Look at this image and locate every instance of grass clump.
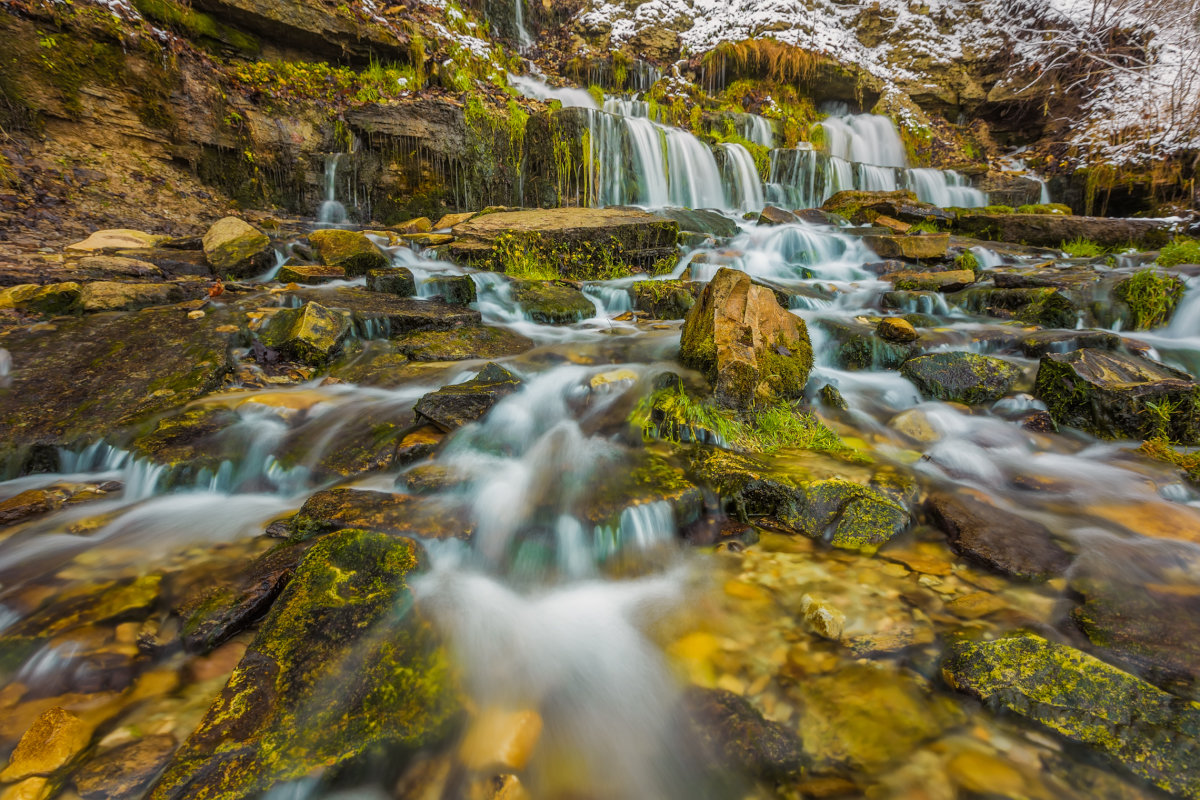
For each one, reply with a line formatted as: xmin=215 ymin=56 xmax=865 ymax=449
xmin=907 ymin=221 xmax=940 ymax=234
xmin=1115 ymin=269 xmax=1185 ymax=330
xmin=954 ymin=250 xmax=980 ymax=272
xmin=634 ymin=385 xmax=864 ymax=459
xmin=1061 ymin=237 xmax=1105 ymax=258
xmin=1139 ymin=438 xmax=1200 ymax=484
xmin=1156 ymin=237 xmax=1200 ymax=268
xmin=489 ymin=232 xmax=558 ymax=280
xmin=1015 ymin=203 xmax=1072 ymax=215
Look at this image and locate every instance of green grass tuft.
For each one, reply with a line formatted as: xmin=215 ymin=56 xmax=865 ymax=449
xmin=1115 ymin=269 xmax=1185 ymax=330
xmin=1061 ymin=237 xmax=1105 ymax=258
xmin=1156 ymin=237 xmax=1200 ymax=268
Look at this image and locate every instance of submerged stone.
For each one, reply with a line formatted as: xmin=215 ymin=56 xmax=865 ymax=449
xmin=74 ymin=734 xmax=177 ymax=800
xmin=1035 ymin=348 xmax=1200 ymax=443
xmin=147 ymin=530 xmax=460 ymax=800
xmin=308 ymin=229 xmax=389 ymax=277
xmin=942 ymin=633 xmax=1200 ymax=798
xmin=414 ymin=362 xmax=522 ymax=432
xmin=201 ymin=217 xmax=272 ymax=277
xmin=0 ymin=706 xmax=91 ymax=782
xmin=926 ymin=491 xmax=1071 ymax=580
xmin=683 ymin=687 xmax=804 ymax=782
xmin=901 ymin=352 xmax=1021 ymax=405
xmin=510 ymin=280 xmax=594 ymax=324
xmin=680 ymin=268 xmax=813 ymax=409
xmin=258 ymin=302 xmax=350 ymax=367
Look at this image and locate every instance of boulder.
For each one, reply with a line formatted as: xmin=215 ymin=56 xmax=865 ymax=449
xmin=393 ymin=217 xmax=432 ymax=234
xmin=365 ymin=267 xmax=415 ymax=296
xmin=757 ymin=206 xmax=801 ymax=226
xmin=147 ymin=530 xmax=460 ymax=800
xmin=510 ymin=280 xmax=594 ymax=324
xmin=653 ymin=208 xmax=739 ymax=238
xmin=414 ymin=363 xmax=523 ymax=432
xmin=393 ymin=326 xmax=534 ymax=361
xmin=66 ymin=229 xmax=166 ymax=252
xmin=888 ymin=269 xmax=974 ymax=292
xmin=201 ymin=217 xmax=272 ymax=277
xmin=77 ymin=281 xmax=196 ymax=313
xmin=70 ymin=255 xmax=163 ymax=279
xmin=876 ymin=317 xmax=918 ymax=343
xmin=424 ymin=275 xmax=477 ymax=306
xmin=0 ymin=307 xmax=234 ymax=469
xmin=943 ymin=633 xmax=1200 ymax=799
xmin=926 ymin=491 xmax=1072 ymax=580
xmin=901 ymin=352 xmax=1021 ymax=405
xmin=308 ymin=229 xmax=389 ymax=277
xmin=449 ymin=208 xmax=678 ymax=275
xmin=632 ymin=280 xmax=698 ymax=320
xmin=434 ymin=211 xmax=475 ymax=229
xmin=952 ymin=213 xmax=1171 ymax=249
xmin=258 ymin=302 xmax=350 ymax=366
xmin=680 ymin=268 xmax=813 ymax=409
xmin=0 ymin=282 xmax=82 ymax=316
xmin=820 ymin=318 xmax=920 ymax=371
xmin=0 ymin=488 xmax=68 ymax=526
xmin=683 ymin=687 xmax=804 ymax=782
xmin=863 ymin=233 xmax=949 ymax=260
xmin=1035 ymin=348 xmax=1200 ymax=443
xmin=276 ymin=264 xmax=345 ymax=284
xmin=289 ymin=287 xmax=480 ymax=335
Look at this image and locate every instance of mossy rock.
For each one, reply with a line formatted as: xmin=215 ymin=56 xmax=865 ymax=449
xmin=819 ymin=318 xmax=919 ymax=371
xmin=1034 ymin=348 xmax=1200 ymax=444
xmin=413 ymin=363 xmax=523 ymax=432
xmin=202 ymin=217 xmax=272 ymax=278
xmin=393 ymin=325 xmax=534 ymax=362
xmin=147 ymin=529 xmax=461 ymax=800
xmin=366 ymin=267 xmax=416 ymax=297
xmin=683 ymin=687 xmax=804 ymax=781
xmin=258 ymin=302 xmax=350 ymax=367
xmin=1113 ymin=270 xmax=1186 ymax=331
xmin=290 ymin=487 xmax=471 ymax=541
xmin=689 ymin=449 xmax=908 ymax=555
xmin=129 ymin=405 xmax=241 ymax=486
xmin=0 ymin=282 xmax=82 ymax=316
xmin=131 ymin=0 xmax=260 ymax=55
xmin=510 ymin=280 xmax=594 ymax=324
xmin=308 ymin=229 xmax=389 ymax=277
xmin=900 ymin=352 xmax=1021 ymax=405
xmin=632 ymin=280 xmax=697 ymax=320
xmin=0 ymin=306 xmax=235 ymax=472
xmin=277 ymin=264 xmax=345 ymax=285
xmin=78 ymin=281 xmax=196 ymax=313
xmin=942 ymin=632 xmax=1200 ymax=798
xmin=288 ymin=288 xmax=480 ymax=337
xmin=424 ymin=275 xmax=477 ymax=306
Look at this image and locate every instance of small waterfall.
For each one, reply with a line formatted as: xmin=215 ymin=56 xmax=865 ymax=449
xmin=719 ymin=143 xmax=764 ymax=212
xmin=905 ymin=168 xmax=987 ymax=208
xmin=819 ymin=113 xmax=907 ymax=169
xmin=510 ymin=73 xmax=598 ymax=109
xmin=317 ymin=153 xmax=348 ymax=226
xmin=741 ymin=115 xmax=774 ymax=148
xmin=513 ymin=0 xmax=532 ymax=51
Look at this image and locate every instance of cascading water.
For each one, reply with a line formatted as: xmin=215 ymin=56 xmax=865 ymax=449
xmin=317 ymin=153 xmax=349 ymax=226
xmin=719 ymin=143 xmax=765 ymax=212
xmin=741 ymin=114 xmax=774 ymax=148
xmin=513 ymin=0 xmax=532 ymax=51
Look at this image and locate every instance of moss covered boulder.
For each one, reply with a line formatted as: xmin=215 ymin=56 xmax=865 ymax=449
xmin=511 ymin=280 xmax=595 ymax=324
xmin=366 ymin=267 xmax=416 ymax=297
xmin=632 ymin=280 xmax=698 ymax=320
xmin=201 ymin=217 xmax=272 ymax=277
xmin=147 ymin=530 xmax=460 ymax=800
xmin=690 ymin=450 xmax=909 ymax=554
xmin=289 ymin=288 xmax=480 ymax=336
xmin=863 ymin=233 xmax=950 ymax=260
xmin=425 ymin=275 xmax=477 ymax=306
xmin=414 ymin=363 xmax=522 ymax=432
xmin=308 ymin=229 xmax=389 ymax=277
xmin=1034 ymin=348 xmax=1200 ymax=443
xmin=901 ymin=352 xmax=1021 ymax=405
xmin=258 ymin=302 xmax=350 ymax=367
xmin=0 ymin=282 xmax=83 ymax=316
xmin=276 ymin=264 xmax=345 ymax=285
xmin=0 ymin=306 xmax=234 ymax=471
xmin=680 ymin=268 xmax=813 ymax=409
xmin=942 ymin=633 xmax=1200 ymax=798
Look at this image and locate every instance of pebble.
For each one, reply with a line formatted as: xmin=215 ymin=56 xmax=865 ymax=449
xmin=0 ymin=707 xmax=91 ymax=781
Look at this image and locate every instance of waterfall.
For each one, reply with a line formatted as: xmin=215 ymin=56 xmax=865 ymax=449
xmin=513 ymin=0 xmax=532 ymax=51
xmin=819 ymin=114 xmax=908 ymax=169
xmin=741 ymin=114 xmax=774 ymax=148
xmin=317 ymin=153 xmax=348 ymax=226
xmin=719 ymin=143 xmax=764 ymax=212
xmin=905 ymin=168 xmax=988 ymax=208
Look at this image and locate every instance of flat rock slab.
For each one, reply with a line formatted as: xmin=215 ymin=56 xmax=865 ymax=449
xmin=926 ymin=491 xmax=1072 ymax=580
xmin=449 ymin=208 xmax=678 ymax=269
xmin=288 ymin=288 xmax=480 ymax=335
xmin=414 ymin=363 xmax=522 ymax=432
xmin=0 ymin=305 xmax=235 ymax=471
xmin=953 ymin=214 xmax=1171 ymax=249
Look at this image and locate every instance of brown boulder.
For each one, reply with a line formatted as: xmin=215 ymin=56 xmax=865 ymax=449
xmin=927 ymin=491 xmax=1072 ymax=580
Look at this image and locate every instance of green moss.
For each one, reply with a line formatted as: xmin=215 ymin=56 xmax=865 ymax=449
xmin=1015 ymin=203 xmax=1072 ymax=215
xmin=901 ymin=352 xmax=1021 ymax=405
xmin=1114 ymin=269 xmax=1185 ymax=330
xmin=1139 ymin=438 xmax=1200 ymax=484
xmin=954 ymin=250 xmax=980 ymax=272
xmin=131 ymin=0 xmax=259 ymax=55
xmin=1062 ymin=237 xmax=1106 ymax=258
xmin=1156 ymin=237 xmax=1200 ymax=268
xmin=486 ymin=231 xmax=632 ymax=281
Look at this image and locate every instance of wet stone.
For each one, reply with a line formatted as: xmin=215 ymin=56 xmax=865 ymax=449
xmin=876 ymin=317 xmax=918 ymax=343
xmin=73 ymin=734 xmax=177 ymax=800
xmin=510 ymin=280 xmax=595 ymax=325
xmin=424 ymin=275 xmax=477 ymax=306
xmin=307 ymin=229 xmax=388 ymax=277
xmin=291 ymin=487 xmax=470 ymax=541
xmin=901 ymin=352 xmax=1022 ymax=405
xmin=927 ymin=491 xmax=1071 ymax=580
xmin=394 ymin=326 xmax=534 ymax=362
xmin=0 ymin=706 xmax=90 ymax=781
xmin=276 ymin=264 xmax=345 ymax=285
xmin=201 ymin=217 xmax=272 ymax=278
xmin=257 ymin=302 xmax=350 ymax=367
xmin=365 ymin=267 xmax=415 ymax=296
xmin=683 ymin=687 xmax=805 ymax=782
xmin=414 ymin=362 xmax=523 ymax=432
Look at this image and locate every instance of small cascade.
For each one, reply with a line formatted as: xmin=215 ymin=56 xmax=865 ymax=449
xmin=741 ymin=114 xmax=774 ymax=148
xmin=819 ymin=113 xmax=907 ymax=168
xmin=719 ymin=143 xmax=765 ymax=212
xmin=510 ymin=73 xmax=598 ymax=109
xmin=316 ymin=153 xmax=348 ymax=226
xmin=905 ymin=168 xmax=987 ymax=207
xmin=513 ymin=0 xmax=532 ymax=51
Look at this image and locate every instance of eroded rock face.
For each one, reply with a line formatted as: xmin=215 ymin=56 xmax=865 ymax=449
xmin=680 ymin=268 xmax=813 ymax=409
xmin=1035 ymin=348 xmax=1200 ymax=443
xmin=942 ymin=633 xmax=1200 ymax=799
xmin=926 ymin=491 xmax=1072 ymax=580
xmin=147 ymin=530 xmax=460 ymax=800
xmin=414 ymin=362 xmax=523 ymax=432
xmin=202 ymin=217 xmax=272 ymax=277
xmin=901 ymin=352 xmax=1021 ymax=405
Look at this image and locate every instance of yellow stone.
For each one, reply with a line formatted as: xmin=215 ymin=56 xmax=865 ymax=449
xmin=668 ymin=631 xmax=720 ymax=687
xmin=0 ymin=777 xmax=50 ymax=800
xmin=0 ymin=707 xmax=91 ymax=781
xmin=588 ymin=368 xmax=639 ymax=389
xmin=947 ymin=749 xmax=1027 ymax=797
xmin=458 ymin=708 xmax=543 ymax=772
xmin=946 ymin=592 xmax=1008 ymax=620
